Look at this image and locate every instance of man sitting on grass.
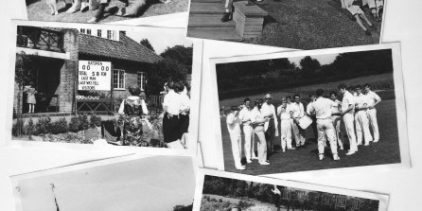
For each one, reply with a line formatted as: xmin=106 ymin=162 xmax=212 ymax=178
xmin=344 ymin=0 xmax=375 ymax=36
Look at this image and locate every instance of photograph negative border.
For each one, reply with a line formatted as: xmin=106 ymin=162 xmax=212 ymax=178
xmin=3 ymin=20 xmax=203 ymax=156
xmin=206 ymin=43 xmax=410 ymax=175
xmin=193 ymin=169 xmax=390 ymax=211
xmin=10 ymin=152 xmax=197 ymax=211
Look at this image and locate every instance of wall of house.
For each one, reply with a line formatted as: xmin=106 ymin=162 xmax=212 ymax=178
xmin=56 ymin=29 xmax=78 ymax=113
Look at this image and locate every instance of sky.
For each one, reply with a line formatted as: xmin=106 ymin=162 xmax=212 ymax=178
xmin=126 ymin=27 xmax=193 ymax=55
xmin=288 ymin=53 xmax=339 ymax=68
xmin=15 ymin=156 xmax=195 ymax=211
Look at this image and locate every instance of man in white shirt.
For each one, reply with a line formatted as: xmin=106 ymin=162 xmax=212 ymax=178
xmin=364 ymin=84 xmax=381 ymax=142
xmin=239 ymin=98 xmax=254 ymax=163
xmin=162 ymin=81 xmax=184 ymax=149
xmin=289 ymin=94 xmax=306 ymax=147
xmin=277 ymin=97 xmax=293 ymax=152
xmin=330 ymin=91 xmax=344 ymax=150
xmin=354 ymin=86 xmax=373 ymax=146
xmin=250 ymin=100 xmax=270 ymax=165
xmin=226 ymin=106 xmax=246 ymax=170
xmin=307 ymin=89 xmax=340 ymax=161
xmin=338 ymin=84 xmax=358 ymax=155
xmin=261 ymin=94 xmax=279 ymax=158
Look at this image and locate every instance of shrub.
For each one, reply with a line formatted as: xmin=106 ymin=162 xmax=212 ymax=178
xmin=24 ymin=118 xmax=35 ymax=136
xmin=49 ymin=118 xmax=68 ymax=134
xmin=238 ymin=200 xmax=254 ymax=209
xmin=34 ymin=117 xmax=52 ymax=135
xmin=79 ymin=114 xmax=89 ymax=130
xmin=89 ymin=115 xmax=102 ymax=128
xmin=69 ymin=116 xmax=82 ymax=132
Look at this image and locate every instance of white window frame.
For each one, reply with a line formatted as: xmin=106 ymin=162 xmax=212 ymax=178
xmin=113 ymin=69 xmax=126 ymax=90
xmin=137 ymin=71 xmax=146 ymax=91
xmin=97 ymin=29 xmax=102 ymax=37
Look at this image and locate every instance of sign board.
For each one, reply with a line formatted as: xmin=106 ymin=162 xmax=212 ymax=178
xmin=78 ymin=60 xmax=111 ymax=91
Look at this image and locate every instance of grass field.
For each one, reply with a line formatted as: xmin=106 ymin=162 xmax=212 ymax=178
xmin=27 ymin=0 xmax=188 ymax=23
xmin=220 ymin=74 xmax=400 ymax=175
xmin=244 ymin=0 xmax=382 ymax=49
xmin=222 ymin=99 xmax=401 ymax=175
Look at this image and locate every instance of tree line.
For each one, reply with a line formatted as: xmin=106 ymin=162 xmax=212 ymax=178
xmin=217 ymin=49 xmax=393 ymax=99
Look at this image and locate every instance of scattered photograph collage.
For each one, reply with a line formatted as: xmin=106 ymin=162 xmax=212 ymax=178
xmin=0 ymin=0 xmax=416 ymax=210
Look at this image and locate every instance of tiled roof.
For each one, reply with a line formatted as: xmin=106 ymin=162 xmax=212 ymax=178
xmin=78 ymin=33 xmax=162 ymax=64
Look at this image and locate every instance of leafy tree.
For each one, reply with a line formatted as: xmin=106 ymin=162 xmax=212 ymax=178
xmin=299 ymin=56 xmax=321 ymax=78
xmin=146 ymin=59 xmax=189 ymax=95
xmin=160 ymin=45 xmax=193 ymax=68
xmin=140 ymin=39 xmax=155 ymax=53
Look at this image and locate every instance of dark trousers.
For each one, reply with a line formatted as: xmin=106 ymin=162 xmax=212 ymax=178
xmin=265 ymin=118 xmax=275 ymax=159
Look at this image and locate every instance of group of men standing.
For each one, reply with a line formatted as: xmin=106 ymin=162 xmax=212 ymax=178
xmin=226 ymin=83 xmax=381 ymax=170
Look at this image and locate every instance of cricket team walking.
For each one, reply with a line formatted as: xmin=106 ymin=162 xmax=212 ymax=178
xmin=226 ymin=83 xmax=382 ymax=170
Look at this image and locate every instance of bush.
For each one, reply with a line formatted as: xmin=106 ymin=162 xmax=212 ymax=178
xmin=80 ymin=114 xmax=89 ymax=130
xmin=24 ymin=118 xmax=35 ymax=136
xmin=49 ymin=118 xmax=68 ymax=134
xmin=90 ymin=115 xmax=102 ymax=128
xmin=238 ymin=200 xmax=254 ymax=209
xmin=34 ymin=117 xmax=52 ymax=135
xmin=69 ymin=116 xmax=82 ymax=132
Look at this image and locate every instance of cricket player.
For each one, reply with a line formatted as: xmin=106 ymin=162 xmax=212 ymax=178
xmin=250 ymin=100 xmax=270 ymax=165
xmin=277 ymin=97 xmax=293 ymax=152
xmin=354 ymin=86 xmax=373 ymax=146
xmin=239 ymin=98 xmax=254 ymax=163
xmin=307 ymin=89 xmax=340 ymax=161
xmin=222 ymin=0 xmax=234 ymax=22
xmin=330 ymin=91 xmax=344 ymax=150
xmin=364 ymin=83 xmax=381 ymax=142
xmin=261 ymin=94 xmax=279 ymax=157
xmin=338 ymin=84 xmax=358 ymax=155
xmin=289 ymin=94 xmax=306 ymax=147
xmin=226 ymin=106 xmax=246 ymax=170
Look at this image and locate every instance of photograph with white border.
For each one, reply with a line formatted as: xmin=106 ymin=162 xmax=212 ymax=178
xmin=193 ymin=169 xmax=389 ymax=211
xmin=7 ymin=20 xmax=199 ymax=153
xmin=11 ymin=153 xmax=196 ymax=211
xmin=207 ymin=43 xmax=410 ymax=175
xmin=24 ymin=0 xmax=188 ymax=24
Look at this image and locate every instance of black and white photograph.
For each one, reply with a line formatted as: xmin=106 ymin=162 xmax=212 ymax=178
xmin=25 ymin=0 xmax=188 ymax=24
xmin=193 ymin=170 xmax=389 ymax=211
xmin=11 ymin=21 xmax=195 ymax=150
xmin=11 ymin=154 xmax=195 ymax=211
xmin=211 ymin=43 xmax=409 ymax=175
xmin=187 ymin=0 xmax=386 ymax=49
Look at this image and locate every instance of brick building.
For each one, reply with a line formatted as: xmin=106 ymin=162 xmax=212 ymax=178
xmin=14 ymin=26 xmax=162 ymax=116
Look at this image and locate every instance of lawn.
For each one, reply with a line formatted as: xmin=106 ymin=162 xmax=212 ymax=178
xmin=244 ymin=0 xmax=382 ymax=49
xmin=26 ymin=0 xmax=188 ymax=23
xmin=221 ymin=81 xmax=401 ymax=175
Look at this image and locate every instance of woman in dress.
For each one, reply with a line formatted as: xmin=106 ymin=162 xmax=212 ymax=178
xmin=118 ymin=85 xmax=148 ymax=146
xmin=24 ymin=84 xmax=37 ymax=114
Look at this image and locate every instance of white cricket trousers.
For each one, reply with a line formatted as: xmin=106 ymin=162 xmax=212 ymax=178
xmin=167 ymin=140 xmax=185 ymax=149
xmin=367 ymin=108 xmax=379 ymax=141
xmin=332 ymin=116 xmax=344 ymax=149
xmin=355 ymin=110 xmax=373 ymax=145
xmin=343 ymin=113 xmax=358 ymax=152
xmin=229 ymin=133 xmax=243 ymax=169
xmin=224 ymin=0 xmax=234 ymax=12
xmin=280 ymin=119 xmax=293 ymax=151
xmin=243 ymin=125 xmax=253 ymax=160
xmin=253 ymin=125 xmax=267 ymax=164
xmin=316 ymin=119 xmax=338 ymax=155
